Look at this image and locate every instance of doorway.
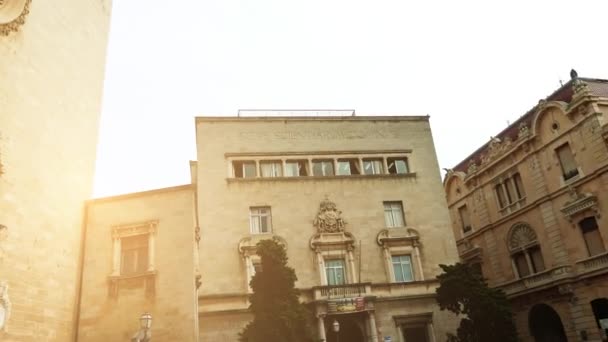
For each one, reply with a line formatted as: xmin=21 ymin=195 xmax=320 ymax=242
xmin=528 ymin=303 xmax=568 ymax=342
xmin=326 ymin=315 xmax=365 ymax=342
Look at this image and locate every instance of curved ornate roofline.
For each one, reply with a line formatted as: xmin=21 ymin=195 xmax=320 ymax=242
xmin=530 ymin=100 xmax=568 ymax=137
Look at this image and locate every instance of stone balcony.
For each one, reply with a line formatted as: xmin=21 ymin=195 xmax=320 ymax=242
xmin=576 ymin=252 xmax=608 ymax=275
xmin=312 ymin=280 xmax=439 ymax=302
xmin=497 ymin=265 xmax=573 ymax=297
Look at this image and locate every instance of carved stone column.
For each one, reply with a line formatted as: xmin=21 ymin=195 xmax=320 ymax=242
xmin=368 ymin=311 xmax=379 ymax=342
xmin=347 ymin=245 xmax=357 ymax=283
xmin=317 ymin=315 xmax=327 ymax=342
xmin=316 ymin=248 xmax=327 ymax=285
xmin=112 ymin=237 xmax=121 ymax=276
xmin=382 ymin=245 xmax=393 ymax=282
xmin=413 ymin=241 xmax=424 ymax=281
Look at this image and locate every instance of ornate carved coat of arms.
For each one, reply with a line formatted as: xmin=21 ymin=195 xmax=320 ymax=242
xmin=313 ymin=197 xmax=346 ymax=233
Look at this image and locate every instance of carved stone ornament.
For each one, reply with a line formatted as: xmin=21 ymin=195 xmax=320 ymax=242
xmin=313 ymin=197 xmax=346 ymax=233
xmin=573 ymin=78 xmax=590 ymax=96
xmin=508 ymin=223 xmax=538 ymax=251
xmin=560 ymin=186 xmax=599 ymax=222
xmin=0 ymin=281 xmax=10 ymax=332
xmin=0 ymin=0 xmax=31 ymax=36
xmin=466 ymin=160 xmax=478 ymax=175
xmin=480 ymin=136 xmax=513 ymax=165
xmin=518 ymin=122 xmax=531 ymax=139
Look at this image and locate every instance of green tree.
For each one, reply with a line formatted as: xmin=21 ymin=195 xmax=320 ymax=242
xmin=239 ymin=238 xmax=314 ymax=342
xmin=436 ymin=263 xmax=518 ymax=342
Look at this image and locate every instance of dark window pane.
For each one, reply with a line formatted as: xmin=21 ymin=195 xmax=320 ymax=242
xmin=529 ymin=247 xmax=545 ymax=273
xmin=581 ymin=217 xmax=605 ymax=256
xmin=556 ymin=144 xmax=579 ymax=180
xmin=403 ymin=326 xmax=428 ymax=342
xmin=388 ymin=157 xmax=409 ymax=174
xmin=514 ymin=252 xmax=530 ymax=277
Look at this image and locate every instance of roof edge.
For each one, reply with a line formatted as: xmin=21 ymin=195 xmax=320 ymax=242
xmin=195 ymin=115 xmax=430 ymax=123
xmin=88 ymin=184 xmax=193 ymax=204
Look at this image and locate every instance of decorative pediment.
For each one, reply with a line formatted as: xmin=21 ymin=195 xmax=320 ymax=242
xmin=313 ymin=197 xmax=346 ymax=233
xmin=309 ymin=231 xmax=355 ymax=251
xmin=560 ymin=186 xmax=599 ymax=222
xmin=238 ymin=235 xmax=287 ymax=256
xmin=112 ymin=220 xmax=158 ymax=239
xmin=376 ymin=228 xmax=420 ymax=248
xmin=508 ymin=223 xmax=538 ymax=251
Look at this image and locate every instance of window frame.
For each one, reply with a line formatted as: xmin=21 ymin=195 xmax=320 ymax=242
xmin=387 ymin=157 xmax=409 ymax=174
xmin=580 ymin=217 xmax=605 ymax=257
xmin=120 ymin=234 xmax=149 ymax=276
xmin=324 ymin=259 xmax=347 ymax=286
xmin=249 ymin=206 xmax=272 ymax=234
xmin=556 ymin=143 xmax=580 ymax=181
xmin=233 ymin=160 xmax=257 ymax=178
xmin=312 ymin=159 xmax=335 ymax=176
xmin=362 ymin=158 xmax=384 ymax=175
xmin=458 ymin=204 xmax=472 ymax=234
xmin=259 ymin=160 xmax=282 ymax=177
xmin=284 ymin=160 xmax=308 ymax=177
xmin=391 ymin=254 xmax=414 ymax=283
xmin=384 ymin=201 xmax=406 ymax=228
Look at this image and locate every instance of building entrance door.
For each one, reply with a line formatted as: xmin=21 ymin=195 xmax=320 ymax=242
xmin=326 ymin=314 xmax=365 ymax=342
xmin=528 ymin=304 xmax=568 ymax=342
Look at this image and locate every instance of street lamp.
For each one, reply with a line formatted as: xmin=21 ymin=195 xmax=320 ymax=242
xmin=132 ymin=312 xmax=152 ymax=342
xmin=332 ymin=320 xmax=340 ymax=342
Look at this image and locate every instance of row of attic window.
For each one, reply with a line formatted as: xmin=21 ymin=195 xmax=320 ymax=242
xmin=232 ymin=156 xmax=410 ymax=178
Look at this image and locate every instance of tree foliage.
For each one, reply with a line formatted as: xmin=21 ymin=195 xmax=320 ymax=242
xmin=436 ymin=263 xmax=518 ymax=342
xmin=239 ymin=238 xmax=314 ymax=342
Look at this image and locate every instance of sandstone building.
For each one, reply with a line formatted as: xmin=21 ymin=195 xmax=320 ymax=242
xmin=0 ymin=0 xmax=112 ymax=341
xmin=444 ymin=73 xmax=608 ymax=342
xmin=76 ymin=113 xmax=461 ymax=341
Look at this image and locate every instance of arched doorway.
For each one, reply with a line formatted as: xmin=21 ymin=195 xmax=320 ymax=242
xmin=528 ymin=304 xmax=568 ymax=342
xmin=591 ymin=298 xmax=608 ymax=338
xmin=326 ymin=315 xmax=365 ymax=342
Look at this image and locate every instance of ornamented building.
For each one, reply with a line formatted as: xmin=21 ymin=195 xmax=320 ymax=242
xmin=444 ymin=73 xmax=608 ymax=342
xmin=77 ymin=114 xmax=461 ymax=341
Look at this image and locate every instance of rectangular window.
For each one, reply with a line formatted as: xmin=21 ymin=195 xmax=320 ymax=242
xmin=260 ymin=160 xmax=282 ymax=177
xmin=580 ymin=217 xmax=605 ymax=256
xmin=402 ymin=327 xmax=429 ymax=342
xmin=120 ymin=234 xmax=149 ymax=275
xmin=513 ymin=252 xmax=530 ymax=278
xmin=325 ymin=259 xmax=346 ymax=285
xmin=495 ymin=172 xmax=525 ymax=209
xmin=384 ymin=201 xmax=405 ymax=227
xmin=556 ymin=143 xmax=579 ymax=180
xmin=495 ymin=184 xmax=507 ymax=208
xmin=387 ymin=157 xmax=409 ymax=174
xmin=312 ymin=160 xmax=334 ymax=176
xmin=337 ymin=159 xmax=360 ymax=176
xmin=285 ymin=160 xmax=308 ymax=177
xmin=529 ymin=246 xmax=545 ymax=273
xmin=363 ymin=158 xmax=384 ymax=175
xmin=250 ymin=207 xmax=272 ymax=234
xmin=458 ymin=205 xmax=472 ymax=233
xmin=233 ymin=160 xmax=257 ymax=178
xmin=392 ymin=255 xmax=414 ymax=282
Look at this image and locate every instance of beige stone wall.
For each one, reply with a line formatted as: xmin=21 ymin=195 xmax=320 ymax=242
xmin=78 ymin=186 xmax=198 ymax=342
xmin=445 ymin=84 xmax=608 ymax=340
xmin=195 ymin=117 xmax=460 ymax=340
xmin=0 ymin=1 xmax=111 ymax=340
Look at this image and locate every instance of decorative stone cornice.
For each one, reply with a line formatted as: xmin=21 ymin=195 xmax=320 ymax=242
xmin=376 ymin=228 xmax=420 ymax=248
xmin=560 ymin=186 xmax=599 ymax=222
xmin=238 ymin=235 xmax=287 ymax=256
xmin=0 ymin=0 xmax=31 ymax=36
xmin=508 ymin=222 xmax=538 ymax=252
xmin=309 ymin=231 xmax=356 ymax=250
xmin=111 ymin=220 xmax=158 ymax=239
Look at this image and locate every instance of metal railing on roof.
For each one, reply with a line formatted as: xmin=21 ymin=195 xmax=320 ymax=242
xmin=237 ymin=109 xmax=356 ymax=117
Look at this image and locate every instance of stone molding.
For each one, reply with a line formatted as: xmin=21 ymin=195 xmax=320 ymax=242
xmin=376 ymin=228 xmax=420 ymax=248
xmin=0 ymin=0 xmax=31 ymax=36
xmin=560 ymin=186 xmax=599 ymax=222
xmin=507 ymin=222 xmax=538 ymax=252
xmin=111 ymin=220 xmax=158 ymax=239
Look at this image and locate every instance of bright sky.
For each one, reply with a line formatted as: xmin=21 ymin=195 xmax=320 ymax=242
xmin=93 ymin=0 xmax=608 ymax=197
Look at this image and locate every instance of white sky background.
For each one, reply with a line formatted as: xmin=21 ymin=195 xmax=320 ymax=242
xmin=94 ymin=0 xmax=608 ymax=197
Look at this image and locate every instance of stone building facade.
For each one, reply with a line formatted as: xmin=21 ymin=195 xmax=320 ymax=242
xmin=0 ymin=1 xmax=112 ymax=341
xmin=195 ymin=115 xmax=460 ymax=342
xmin=444 ymin=74 xmax=608 ymax=342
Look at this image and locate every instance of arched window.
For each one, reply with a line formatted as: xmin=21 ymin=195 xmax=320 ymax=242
xmin=508 ymin=223 xmax=545 ymax=278
xmin=579 ymin=217 xmax=605 ymax=256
